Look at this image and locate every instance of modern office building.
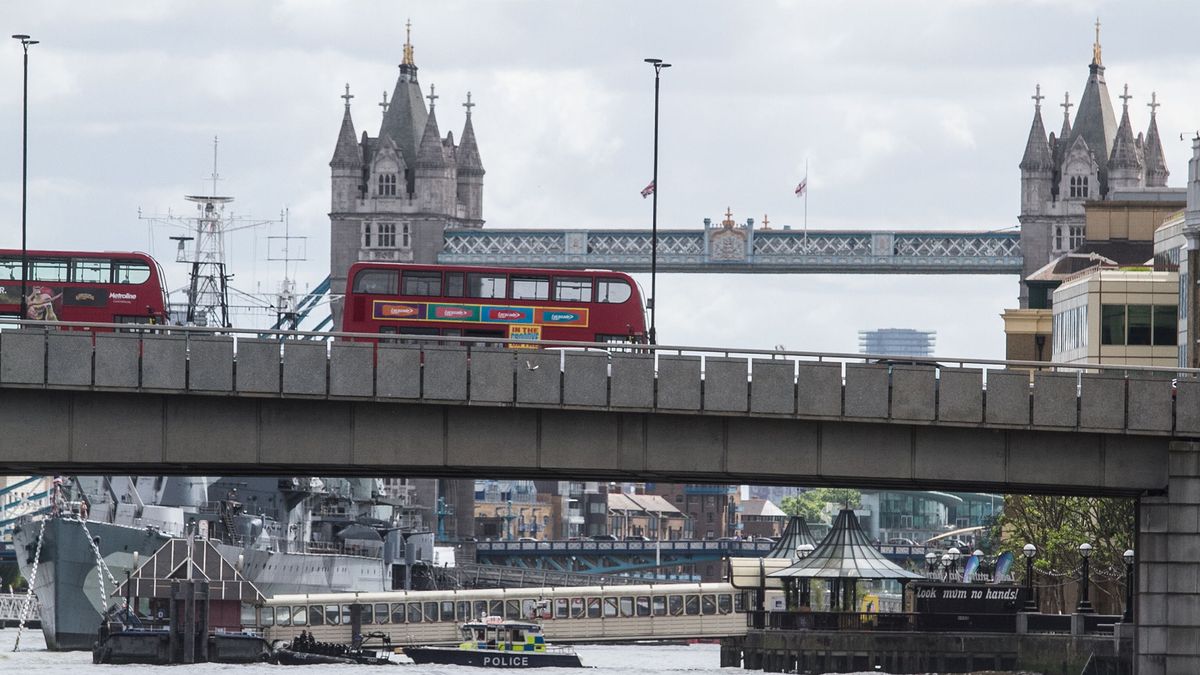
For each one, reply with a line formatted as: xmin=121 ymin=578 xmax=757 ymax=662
xmin=858 ymin=329 xmax=936 ymax=357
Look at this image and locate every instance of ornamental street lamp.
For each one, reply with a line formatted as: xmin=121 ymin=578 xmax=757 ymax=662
xmin=1077 ymin=542 xmax=1094 ymax=613
xmin=940 ymin=553 xmax=951 ymax=582
xmin=12 ymin=34 xmax=38 ymax=320
xmin=947 ymin=547 xmax=961 ymax=580
xmin=643 ymin=58 xmax=671 ymax=345
xmin=1022 ymin=543 xmax=1038 ymax=612
xmin=925 ymin=551 xmax=938 ymax=578
xmin=1123 ymin=549 xmax=1135 ymax=622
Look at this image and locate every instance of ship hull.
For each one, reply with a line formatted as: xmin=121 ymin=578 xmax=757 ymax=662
xmin=15 ymin=517 xmax=388 ymax=651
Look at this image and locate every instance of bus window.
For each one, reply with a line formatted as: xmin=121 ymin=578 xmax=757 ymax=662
xmin=718 ymin=595 xmax=732 ymax=614
xmin=424 ymin=602 xmax=439 ymax=622
xmin=570 ymin=598 xmax=586 ymax=619
xmin=685 ymin=596 xmax=700 ymax=616
xmin=375 ymin=603 xmax=390 ymax=624
xmin=30 ymin=259 xmax=68 ymax=282
xmin=587 ymin=598 xmax=602 ymax=619
xmin=652 ymin=596 xmax=667 ymax=616
xmin=467 ymin=273 xmax=506 ymax=299
xmin=445 ymin=272 xmax=465 ymax=297
xmin=603 ymin=597 xmax=618 ymax=618
xmin=308 ymin=606 xmax=324 ymax=626
xmin=112 ymin=260 xmax=150 ymax=284
xmin=353 ymin=269 xmax=398 ymax=295
xmin=403 ymin=271 xmax=442 ymax=296
xmin=275 ymin=606 xmax=291 ymax=627
xmin=441 ymin=601 xmax=455 ymax=622
xmin=554 ymin=277 xmax=592 ymax=302
xmin=702 ymin=595 xmax=717 ymax=615
xmin=555 ymin=598 xmax=569 ymax=619
xmin=0 ymin=258 xmax=18 ymax=280
xmin=619 ymin=597 xmax=634 ymax=618
xmin=260 ymin=607 xmax=275 ymax=627
xmin=636 ymin=596 xmax=651 ymax=617
xmin=511 ymin=276 xmax=549 ymax=301
xmin=668 ymin=595 xmax=684 ymax=616
xmin=293 ymin=607 xmax=307 ymax=626
xmin=505 ymin=600 xmax=521 ymax=620
xmin=73 ymin=259 xmax=111 ymax=284
xmin=596 ymin=279 xmax=632 ymax=304
xmin=457 ymin=601 xmax=471 ymax=621
xmin=407 ymin=602 xmax=423 ymax=623
xmin=391 ymin=603 xmax=405 ymax=624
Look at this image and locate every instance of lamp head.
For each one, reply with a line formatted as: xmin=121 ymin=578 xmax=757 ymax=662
xmin=925 ymin=552 xmax=937 ymax=564
xmin=12 ymin=34 xmax=30 ymax=40
xmin=972 ymin=549 xmax=984 ymax=558
xmin=796 ymin=543 xmax=814 ymax=557
xmin=644 ymin=58 xmax=662 ymax=64
xmin=1023 ymin=543 xmax=1037 ymax=559
xmin=947 ymin=547 xmax=961 ymax=561
xmin=940 ymin=553 xmax=951 ymax=565
xmin=1079 ymin=542 xmax=1093 ymax=558
xmin=1123 ymin=549 xmax=1135 ymax=564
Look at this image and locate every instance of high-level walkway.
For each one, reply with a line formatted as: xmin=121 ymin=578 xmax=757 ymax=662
xmin=0 ymin=322 xmax=1192 ymax=497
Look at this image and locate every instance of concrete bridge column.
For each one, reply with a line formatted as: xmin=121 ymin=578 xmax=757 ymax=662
xmin=1138 ymin=440 xmax=1200 ymax=674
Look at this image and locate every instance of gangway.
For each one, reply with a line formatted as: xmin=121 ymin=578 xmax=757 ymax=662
xmin=0 ymin=592 xmax=41 ymax=627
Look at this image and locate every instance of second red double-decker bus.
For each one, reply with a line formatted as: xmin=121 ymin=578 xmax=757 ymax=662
xmin=0 ymin=249 xmax=169 ymax=326
xmin=341 ymin=263 xmax=647 ymax=344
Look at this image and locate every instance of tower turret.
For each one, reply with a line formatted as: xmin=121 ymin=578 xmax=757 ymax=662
xmin=379 ymin=19 xmax=429 ymax=194
xmin=413 ymin=85 xmax=455 ymax=214
xmin=1068 ymin=19 xmax=1118 ymax=197
xmin=456 ymin=92 xmax=485 ymax=223
xmin=1143 ymin=92 xmax=1169 ymax=187
xmin=1020 ymin=85 xmax=1054 ymax=215
xmin=1107 ymin=84 xmax=1144 ymax=191
xmin=330 ymin=84 xmax=363 ymax=213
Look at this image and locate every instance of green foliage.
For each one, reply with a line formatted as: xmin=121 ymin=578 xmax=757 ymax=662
xmin=780 ymin=488 xmax=861 ymax=522
xmin=994 ymin=495 xmax=1134 ymax=613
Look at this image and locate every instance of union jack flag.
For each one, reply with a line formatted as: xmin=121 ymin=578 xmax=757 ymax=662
xmin=641 ymin=180 xmax=655 ymax=198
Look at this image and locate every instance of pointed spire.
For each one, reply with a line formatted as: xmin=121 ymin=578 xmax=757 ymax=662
xmin=415 ymin=101 xmax=448 ymax=169
xmin=1070 ymin=21 xmax=1117 ymax=192
xmin=1109 ymin=84 xmax=1141 ymax=171
xmin=1020 ymin=84 xmax=1053 ymax=172
xmin=1144 ymin=91 xmax=1169 ymax=186
xmin=330 ymin=83 xmax=362 ymax=168
xmin=1092 ymin=17 xmax=1102 ymax=66
xmin=402 ymin=18 xmax=415 ymax=66
xmin=458 ymin=92 xmax=484 ymax=175
xmin=1060 ymin=91 xmax=1073 ymax=140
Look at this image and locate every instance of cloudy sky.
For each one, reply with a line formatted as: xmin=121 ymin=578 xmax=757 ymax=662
xmin=3 ymin=1 xmax=1199 ymax=358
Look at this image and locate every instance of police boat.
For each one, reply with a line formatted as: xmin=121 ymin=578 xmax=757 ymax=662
xmin=403 ymin=615 xmax=583 ymax=668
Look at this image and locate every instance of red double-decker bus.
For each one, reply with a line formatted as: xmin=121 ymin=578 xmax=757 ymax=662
xmin=0 ymin=249 xmax=169 ymax=326
xmin=341 ymin=263 xmax=647 ymax=344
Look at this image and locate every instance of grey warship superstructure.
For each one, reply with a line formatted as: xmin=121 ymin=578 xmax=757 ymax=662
xmin=14 ymin=475 xmax=432 ymax=650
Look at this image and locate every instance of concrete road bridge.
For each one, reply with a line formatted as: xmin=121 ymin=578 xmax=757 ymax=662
xmin=0 ymin=322 xmax=1198 ymax=671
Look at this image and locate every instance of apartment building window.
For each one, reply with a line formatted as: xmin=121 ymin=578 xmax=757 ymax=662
xmin=1101 ymin=304 xmax=1178 ymax=346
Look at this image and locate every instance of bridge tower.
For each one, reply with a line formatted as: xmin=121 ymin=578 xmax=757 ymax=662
xmin=328 ymin=21 xmax=486 ymax=328
xmin=1016 ymin=21 xmax=1167 ymax=306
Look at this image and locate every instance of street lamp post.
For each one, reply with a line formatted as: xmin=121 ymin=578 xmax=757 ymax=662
xmin=12 ymin=34 xmax=38 ymax=321
xmin=947 ymin=547 xmax=961 ymax=581
xmin=1123 ymin=549 xmax=1135 ymax=622
xmin=643 ymin=58 xmax=671 ymax=345
xmin=925 ymin=551 xmax=938 ymax=578
xmin=1022 ymin=543 xmax=1038 ymax=612
xmin=1077 ymin=542 xmax=1094 ymax=613
xmin=940 ymin=553 xmax=951 ymax=582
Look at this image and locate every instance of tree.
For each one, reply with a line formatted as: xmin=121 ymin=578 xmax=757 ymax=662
xmin=780 ymin=488 xmax=861 ymax=522
xmin=994 ymin=495 xmax=1134 ymax=614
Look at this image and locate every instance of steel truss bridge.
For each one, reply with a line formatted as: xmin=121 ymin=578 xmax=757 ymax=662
xmin=437 ymin=227 xmax=1022 ymax=274
xmin=472 ymin=539 xmax=931 ymax=576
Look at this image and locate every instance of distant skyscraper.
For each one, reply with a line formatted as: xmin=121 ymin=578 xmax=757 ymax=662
xmin=858 ymin=328 xmax=936 ymax=357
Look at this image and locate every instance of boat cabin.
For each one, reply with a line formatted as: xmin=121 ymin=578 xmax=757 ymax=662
xmin=460 ymin=616 xmax=545 ymax=651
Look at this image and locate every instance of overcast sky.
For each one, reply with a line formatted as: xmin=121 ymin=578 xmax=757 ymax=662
xmin=4 ymin=1 xmax=1200 ymax=358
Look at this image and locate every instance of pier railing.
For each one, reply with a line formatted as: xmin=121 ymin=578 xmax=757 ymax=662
xmin=754 ymin=610 xmax=1124 ymax=635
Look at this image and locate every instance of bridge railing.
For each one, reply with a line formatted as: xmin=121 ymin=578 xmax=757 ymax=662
xmin=0 ymin=320 xmax=1196 ymax=438
xmin=474 ymin=539 xmax=776 ymax=555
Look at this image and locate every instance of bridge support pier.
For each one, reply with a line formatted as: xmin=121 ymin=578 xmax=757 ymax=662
xmin=1138 ymin=440 xmax=1200 ymax=674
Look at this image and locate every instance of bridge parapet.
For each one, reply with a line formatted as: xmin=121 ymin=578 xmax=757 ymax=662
xmin=0 ymin=322 xmax=1192 ymax=492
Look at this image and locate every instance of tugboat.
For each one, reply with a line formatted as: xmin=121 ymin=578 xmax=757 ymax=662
xmin=403 ymin=615 xmax=583 ymax=668
xmin=272 ymin=630 xmax=395 ymax=666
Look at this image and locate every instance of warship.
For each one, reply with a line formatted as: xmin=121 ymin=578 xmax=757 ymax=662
xmin=14 ymin=475 xmax=433 ymax=650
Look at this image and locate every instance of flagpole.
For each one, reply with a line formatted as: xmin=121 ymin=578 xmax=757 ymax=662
xmin=645 ymin=58 xmax=670 ymax=345
xmin=803 ymin=159 xmax=809 ymax=254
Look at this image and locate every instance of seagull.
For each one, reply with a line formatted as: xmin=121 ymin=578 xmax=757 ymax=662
xmin=774 ymin=344 xmax=786 ymax=352
xmin=525 ymin=360 xmax=540 ymax=371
